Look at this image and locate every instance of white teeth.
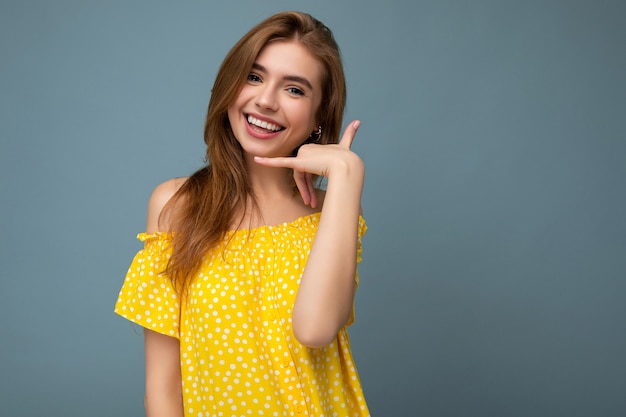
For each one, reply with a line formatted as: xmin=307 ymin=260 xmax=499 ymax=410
xmin=247 ymin=115 xmax=282 ymax=132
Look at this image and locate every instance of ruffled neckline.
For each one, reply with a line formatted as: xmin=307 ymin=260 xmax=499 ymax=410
xmin=137 ymin=212 xmax=323 ymax=241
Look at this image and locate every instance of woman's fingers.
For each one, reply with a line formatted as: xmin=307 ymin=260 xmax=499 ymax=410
xmin=305 ymin=173 xmax=318 ymax=208
xmin=254 ymin=155 xmax=296 ymax=169
xmin=338 ymin=120 xmax=361 ymax=149
xmin=253 ymin=120 xmax=362 ymax=190
xmin=255 ymin=153 xmax=323 ymax=177
xmin=293 ymin=170 xmax=310 ymax=205
xmin=293 ymin=170 xmax=317 ymax=207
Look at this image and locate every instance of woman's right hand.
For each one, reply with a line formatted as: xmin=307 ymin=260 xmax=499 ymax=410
xmin=254 ymin=120 xmax=364 ymax=208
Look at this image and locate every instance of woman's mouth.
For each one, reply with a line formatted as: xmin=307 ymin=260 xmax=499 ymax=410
xmin=246 ymin=115 xmax=284 ymax=133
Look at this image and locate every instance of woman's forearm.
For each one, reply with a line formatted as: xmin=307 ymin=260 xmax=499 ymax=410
xmin=292 ymin=156 xmax=364 ymax=347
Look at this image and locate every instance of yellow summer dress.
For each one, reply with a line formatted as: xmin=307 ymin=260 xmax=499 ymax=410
xmin=115 ymin=213 xmax=370 ymax=417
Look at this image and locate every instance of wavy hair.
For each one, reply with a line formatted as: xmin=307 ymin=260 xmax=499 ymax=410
xmin=161 ymin=11 xmax=347 ymax=295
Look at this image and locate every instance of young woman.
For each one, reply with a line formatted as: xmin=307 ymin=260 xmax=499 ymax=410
xmin=115 ymin=11 xmax=370 ymax=416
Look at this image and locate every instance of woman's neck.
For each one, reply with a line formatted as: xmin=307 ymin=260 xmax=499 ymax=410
xmin=246 ymin=156 xmax=294 ymax=200
xmin=231 ymin=158 xmax=319 ymax=229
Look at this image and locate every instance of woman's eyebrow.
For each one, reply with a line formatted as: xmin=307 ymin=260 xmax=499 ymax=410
xmin=251 ymin=63 xmax=314 ymax=90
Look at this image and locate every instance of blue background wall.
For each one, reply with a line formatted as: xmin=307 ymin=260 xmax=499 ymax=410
xmin=1 ymin=1 xmax=624 ymax=416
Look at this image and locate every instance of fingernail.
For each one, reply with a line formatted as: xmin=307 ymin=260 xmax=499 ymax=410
xmin=353 ymin=120 xmax=361 ymax=130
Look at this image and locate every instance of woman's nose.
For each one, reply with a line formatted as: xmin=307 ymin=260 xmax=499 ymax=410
xmin=255 ymin=85 xmax=278 ymax=111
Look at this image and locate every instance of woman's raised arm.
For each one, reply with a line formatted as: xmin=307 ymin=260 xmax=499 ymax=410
xmin=254 ymin=120 xmax=365 ymax=347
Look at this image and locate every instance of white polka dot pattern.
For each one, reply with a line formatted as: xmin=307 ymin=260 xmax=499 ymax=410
xmin=115 ymin=213 xmax=369 ymax=416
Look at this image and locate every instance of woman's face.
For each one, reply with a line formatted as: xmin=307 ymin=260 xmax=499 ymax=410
xmin=227 ymin=40 xmax=323 ymax=159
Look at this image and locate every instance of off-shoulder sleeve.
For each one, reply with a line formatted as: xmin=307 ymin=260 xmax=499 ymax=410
xmin=356 ymin=215 xmax=367 ymax=266
xmin=114 ymin=233 xmax=180 ymax=338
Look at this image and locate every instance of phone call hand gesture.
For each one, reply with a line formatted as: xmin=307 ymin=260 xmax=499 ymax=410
xmin=254 ymin=120 xmax=364 ymax=208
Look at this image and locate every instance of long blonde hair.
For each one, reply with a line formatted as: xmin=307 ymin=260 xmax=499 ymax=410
xmin=162 ymin=11 xmax=347 ymax=295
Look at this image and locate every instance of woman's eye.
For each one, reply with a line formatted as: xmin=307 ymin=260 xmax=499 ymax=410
xmin=247 ymin=73 xmax=261 ymax=83
xmin=287 ymin=87 xmax=305 ymax=96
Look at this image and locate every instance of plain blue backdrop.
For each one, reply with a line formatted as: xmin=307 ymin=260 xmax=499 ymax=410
xmin=1 ymin=1 xmax=625 ymax=416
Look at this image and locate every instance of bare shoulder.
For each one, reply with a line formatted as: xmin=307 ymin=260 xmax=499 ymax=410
xmin=146 ymin=177 xmax=189 ymax=233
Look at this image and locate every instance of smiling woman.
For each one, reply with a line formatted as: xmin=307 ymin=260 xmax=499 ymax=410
xmin=113 ymin=11 xmax=370 ymax=417
xmin=227 ymin=41 xmax=323 ymax=158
